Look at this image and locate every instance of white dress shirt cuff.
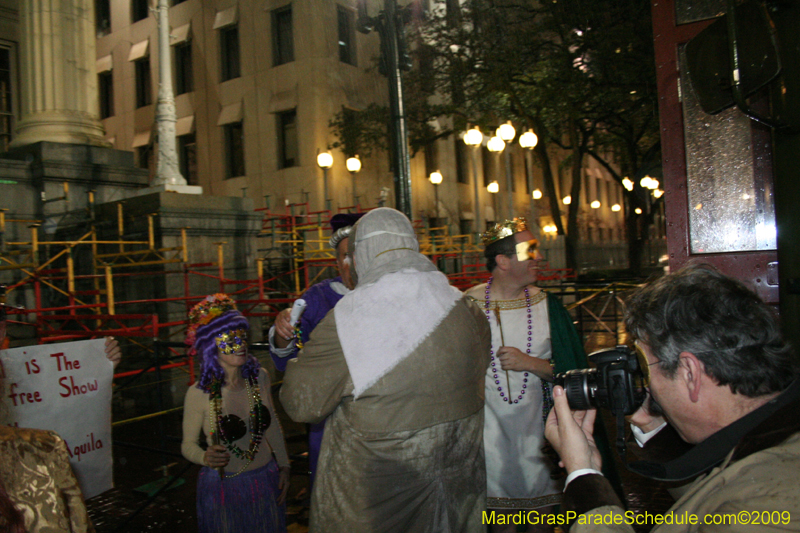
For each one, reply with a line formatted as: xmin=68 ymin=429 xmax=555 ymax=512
xmin=564 ymin=468 xmax=603 ymax=490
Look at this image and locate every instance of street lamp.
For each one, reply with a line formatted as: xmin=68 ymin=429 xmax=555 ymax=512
xmin=463 ymin=127 xmax=483 ymax=237
xmin=519 ymin=128 xmax=539 ymax=232
xmin=346 ymin=155 xmax=362 ymax=207
xmin=317 ymin=151 xmax=333 ymax=211
xmin=611 ymin=204 xmax=621 ymax=212
xmin=591 ymin=200 xmax=601 ymax=209
xmin=563 ymin=195 xmax=572 ymax=205
xmin=519 ymin=130 xmax=538 ymax=150
xmin=487 ymin=180 xmax=499 ymax=220
xmin=622 ymin=177 xmax=634 ymax=191
xmin=429 ymin=170 xmax=442 ymax=220
xmin=487 ymin=135 xmax=508 ymax=219
xmin=497 ymin=122 xmax=516 ymax=220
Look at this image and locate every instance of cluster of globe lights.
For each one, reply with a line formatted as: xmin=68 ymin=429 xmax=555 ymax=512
xmin=316 ymin=151 xmax=362 ymax=174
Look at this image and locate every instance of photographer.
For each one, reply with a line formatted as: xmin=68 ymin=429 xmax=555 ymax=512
xmin=545 ymin=263 xmax=800 ymax=532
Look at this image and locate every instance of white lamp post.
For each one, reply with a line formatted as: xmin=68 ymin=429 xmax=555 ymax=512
xmin=487 ymin=136 xmax=507 ymax=220
xmin=496 ymin=122 xmax=516 ymax=220
xmin=317 ymin=151 xmax=333 ymax=211
xmin=487 ymin=180 xmax=499 ymax=220
xmin=463 ymin=127 xmax=484 ymax=237
xmin=346 ymin=155 xmax=362 ymax=207
xmin=429 ymin=170 xmax=442 ymax=219
xmin=519 ymin=129 xmax=539 ymax=232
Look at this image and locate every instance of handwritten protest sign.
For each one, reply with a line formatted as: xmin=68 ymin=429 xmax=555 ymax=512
xmin=1 ymin=339 xmax=113 ymax=499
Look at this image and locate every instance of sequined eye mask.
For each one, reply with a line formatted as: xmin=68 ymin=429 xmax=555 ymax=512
xmin=215 ymin=329 xmax=247 ymax=355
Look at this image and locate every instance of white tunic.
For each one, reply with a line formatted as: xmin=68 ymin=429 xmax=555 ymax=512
xmin=467 ymin=284 xmax=562 ymax=510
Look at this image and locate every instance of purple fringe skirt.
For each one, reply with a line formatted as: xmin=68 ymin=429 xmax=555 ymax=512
xmin=196 ymin=459 xmax=286 ymax=533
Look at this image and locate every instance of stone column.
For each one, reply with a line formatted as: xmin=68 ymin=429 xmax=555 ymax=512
xmin=10 ymin=0 xmax=108 ymax=148
xmin=153 ymin=0 xmax=186 ymax=186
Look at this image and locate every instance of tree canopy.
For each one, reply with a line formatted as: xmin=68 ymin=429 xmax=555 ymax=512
xmin=331 ymin=0 xmax=663 ymax=272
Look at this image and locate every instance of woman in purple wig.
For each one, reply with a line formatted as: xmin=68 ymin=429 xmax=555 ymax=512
xmin=181 ymin=294 xmax=290 ymax=533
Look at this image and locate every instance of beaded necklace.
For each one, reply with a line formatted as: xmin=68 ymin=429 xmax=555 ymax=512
xmin=484 ymin=277 xmax=555 ymax=423
xmin=207 ymin=375 xmax=268 ymax=478
xmin=485 ymin=277 xmax=531 ymax=404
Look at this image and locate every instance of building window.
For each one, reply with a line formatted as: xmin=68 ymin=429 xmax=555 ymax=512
xmin=0 ymin=47 xmax=13 ymax=151
xmin=98 ymin=71 xmax=114 ymax=118
xmin=337 ymin=6 xmax=356 ymax=66
xmin=96 ymin=0 xmax=111 ymax=36
xmin=137 ymin=144 xmax=152 ymax=172
xmin=175 ymin=42 xmax=193 ymax=94
xmin=272 ymin=6 xmax=294 ymax=66
xmin=179 ymin=133 xmax=198 ymax=185
xmin=277 ymin=109 xmax=298 ymax=169
xmin=455 ymin=138 xmax=468 ymax=184
xmin=132 ymin=0 xmax=149 ymax=23
xmin=225 ymin=122 xmax=245 ymax=178
xmin=134 ymin=58 xmax=151 ymax=108
xmin=220 ymin=25 xmax=240 ymax=82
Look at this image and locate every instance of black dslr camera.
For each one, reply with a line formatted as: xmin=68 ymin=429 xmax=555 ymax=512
xmin=554 ymin=345 xmax=647 ymax=417
xmin=554 ymin=346 xmax=648 ymax=458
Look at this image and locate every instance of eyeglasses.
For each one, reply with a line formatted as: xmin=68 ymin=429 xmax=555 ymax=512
xmin=633 ymin=344 xmax=662 ymax=387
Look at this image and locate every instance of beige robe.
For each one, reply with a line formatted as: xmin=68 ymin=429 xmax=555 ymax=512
xmin=281 ymin=298 xmax=491 ymax=533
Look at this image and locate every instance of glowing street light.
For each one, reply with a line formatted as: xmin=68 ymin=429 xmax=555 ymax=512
xmin=622 ymin=177 xmax=634 ymax=191
xmin=635 ymin=207 xmax=643 ymax=214
xmin=464 ymin=127 xmax=483 ymax=147
xmin=519 ymin=130 xmax=538 ymax=149
xmin=562 ymin=195 xmax=572 ymax=205
xmin=611 ymin=204 xmax=621 ymax=212
xmin=653 ymin=189 xmax=664 ymax=199
xmin=429 ymin=170 xmax=442 ymax=218
xmin=497 ymin=122 xmax=516 ymax=142
xmin=317 ymin=151 xmax=334 ymax=210
xmin=487 ymin=136 xmax=505 ymax=153
xmin=317 ymin=151 xmax=333 ymax=169
xmin=464 ymin=127 xmax=484 ymax=237
xmin=487 ymin=180 xmax=500 ymax=220
xmin=345 ymin=156 xmax=361 ymax=173
xmin=519 ymin=129 xmax=540 ymax=231
xmin=591 ymin=200 xmax=601 ymax=209
xmin=346 ymin=155 xmax=361 ymax=206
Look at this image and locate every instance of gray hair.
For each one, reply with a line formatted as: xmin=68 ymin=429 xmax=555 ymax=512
xmin=624 ymin=263 xmax=796 ymax=397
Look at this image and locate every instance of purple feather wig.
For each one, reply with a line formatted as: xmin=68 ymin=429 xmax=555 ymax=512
xmin=193 ymin=309 xmax=260 ymax=392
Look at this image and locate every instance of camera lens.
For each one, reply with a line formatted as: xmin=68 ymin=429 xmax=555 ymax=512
xmin=555 ymin=369 xmax=598 ymax=410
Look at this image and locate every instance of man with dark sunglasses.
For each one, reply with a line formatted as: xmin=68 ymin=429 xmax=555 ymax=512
xmin=546 ymin=263 xmax=800 ymax=532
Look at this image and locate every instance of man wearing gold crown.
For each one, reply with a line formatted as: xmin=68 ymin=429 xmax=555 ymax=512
xmin=465 ymin=217 xmax=589 ymax=532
